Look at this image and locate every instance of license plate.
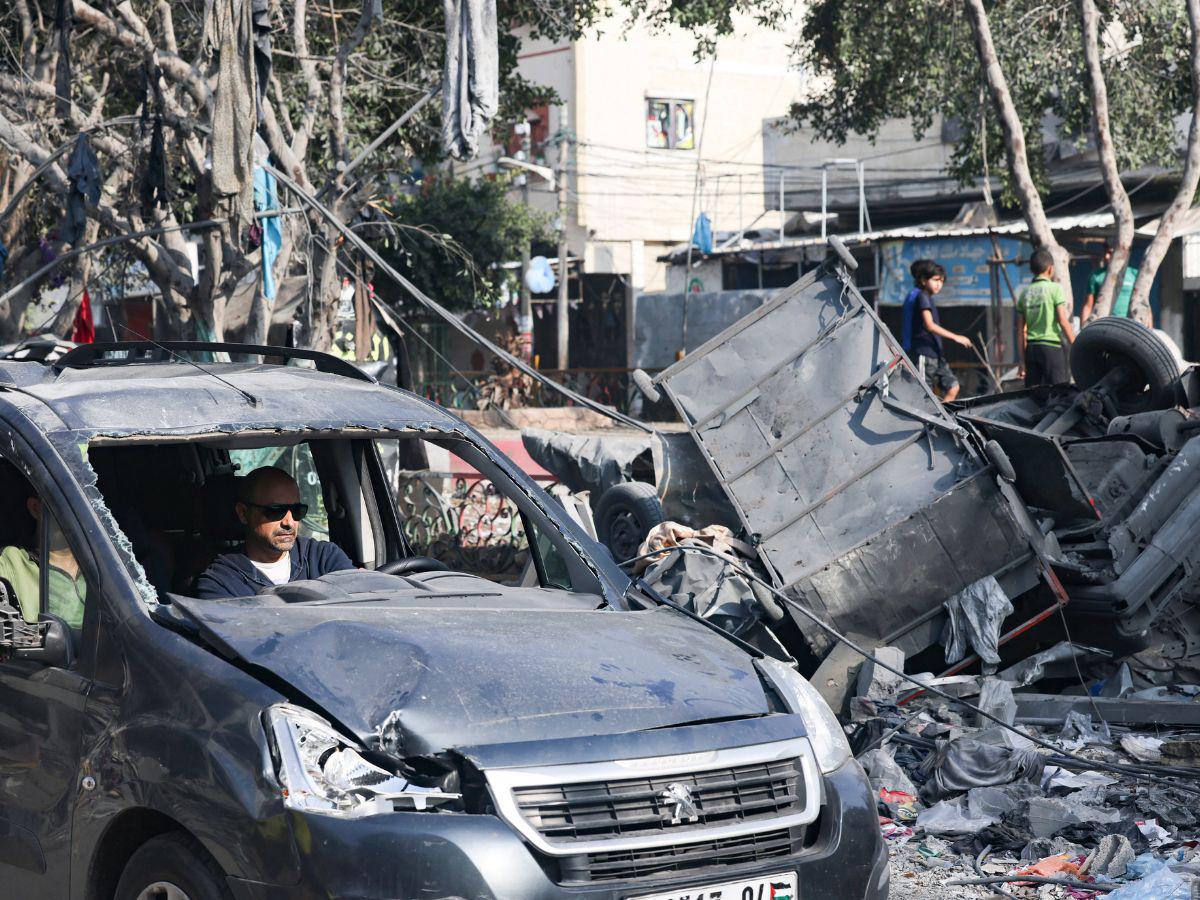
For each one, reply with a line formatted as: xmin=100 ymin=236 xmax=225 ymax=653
xmin=630 ymin=871 xmax=797 ymax=900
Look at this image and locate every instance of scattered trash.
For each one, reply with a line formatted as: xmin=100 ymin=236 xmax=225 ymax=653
xmin=1084 ymin=833 xmax=1136 ymax=878
xmin=999 ymin=641 xmax=1111 ymax=688
xmin=916 ymin=797 xmax=998 ymax=835
xmin=941 ymin=574 xmax=1013 ymax=665
xmin=919 ymin=730 xmax=1045 ymax=802
xmin=1026 ymin=796 xmax=1122 ymax=839
xmin=977 ymin=676 xmax=1017 ymax=727
xmin=857 ymin=646 xmax=907 ymax=701
xmin=860 ymin=746 xmax=919 ymax=796
xmin=1106 ymin=857 xmax=1192 ymax=899
xmin=1119 ymin=734 xmax=1164 ymax=763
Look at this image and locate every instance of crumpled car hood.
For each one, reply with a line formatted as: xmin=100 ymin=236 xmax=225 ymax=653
xmin=169 ymin=597 xmax=769 ymax=757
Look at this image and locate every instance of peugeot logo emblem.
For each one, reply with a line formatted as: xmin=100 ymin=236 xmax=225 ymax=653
xmin=659 ymin=782 xmax=700 ymax=824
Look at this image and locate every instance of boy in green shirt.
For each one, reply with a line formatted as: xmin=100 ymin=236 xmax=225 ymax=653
xmin=1017 ymin=248 xmax=1076 ymax=387
xmin=1081 ymin=243 xmax=1137 ymax=322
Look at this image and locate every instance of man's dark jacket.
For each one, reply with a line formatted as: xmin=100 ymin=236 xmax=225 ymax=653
xmin=194 ymin=537 xmax=354 ymax=599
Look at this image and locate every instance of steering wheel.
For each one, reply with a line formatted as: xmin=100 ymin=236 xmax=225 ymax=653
xmin=378 ymin=556 xmax=451 ymax=576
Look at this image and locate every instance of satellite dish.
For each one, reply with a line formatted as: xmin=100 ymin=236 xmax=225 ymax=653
xmin=525 ymin=256 xmax=556 ymax=294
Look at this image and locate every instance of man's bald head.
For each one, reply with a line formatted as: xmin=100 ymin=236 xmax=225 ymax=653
xmin=241 ymin=466 xmax=301 ymax=505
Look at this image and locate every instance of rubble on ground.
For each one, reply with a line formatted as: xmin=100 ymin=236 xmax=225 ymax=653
xmin=853 ymin=642 xmax=1200 ymax=899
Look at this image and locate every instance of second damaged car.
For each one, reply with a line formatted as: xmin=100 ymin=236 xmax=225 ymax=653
xmin=0 ymin=342 xmax=885 ymax=899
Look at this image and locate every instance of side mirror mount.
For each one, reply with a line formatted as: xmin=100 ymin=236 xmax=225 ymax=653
xmin=0 ymin=579 xmax=73 ymax=668
xmin=14 ymin=618 xmax=73 ymax=668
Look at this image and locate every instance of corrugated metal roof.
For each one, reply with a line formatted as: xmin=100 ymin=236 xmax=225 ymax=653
xmin=661 ymin=212 xmax=1118 ymax=262
xmin=1137 ymin=206 xmax=1200 ymax=237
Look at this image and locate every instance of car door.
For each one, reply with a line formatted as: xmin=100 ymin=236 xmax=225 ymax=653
xmin=0 ymin=447 xmax=95 ymax=898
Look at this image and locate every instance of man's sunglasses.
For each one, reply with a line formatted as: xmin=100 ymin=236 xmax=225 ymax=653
xmin=242 ymin=501 xmax=309 ymax=522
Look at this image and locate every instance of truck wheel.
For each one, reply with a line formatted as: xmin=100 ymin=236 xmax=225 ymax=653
xmin=116 ymin=833 xmax=232 ymax=900
xmin=1071 ymin=318 xmax=1180 ymax=414
xmin=594 ymin=481 xmax=665 ymax=565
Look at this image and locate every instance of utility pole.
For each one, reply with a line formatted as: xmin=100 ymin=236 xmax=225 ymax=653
xmin=555 ymin=103 xmax=570 ymax=372
xmin=515 ymin=121 xmax=533 ymax=361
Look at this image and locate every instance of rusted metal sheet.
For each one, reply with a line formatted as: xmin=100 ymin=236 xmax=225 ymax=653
xmin=648 ymin=250 xmax=1027 ymax=654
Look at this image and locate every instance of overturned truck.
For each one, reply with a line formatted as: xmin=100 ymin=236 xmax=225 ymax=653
xmin=525 ymin=238 xmax=1200 ymax=703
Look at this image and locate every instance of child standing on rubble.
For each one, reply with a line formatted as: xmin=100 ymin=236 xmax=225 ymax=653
xmin=901 ymin=258 xmax=972 ymax=401
xmin=1017 ymin=248 xmax=1076 ymax=387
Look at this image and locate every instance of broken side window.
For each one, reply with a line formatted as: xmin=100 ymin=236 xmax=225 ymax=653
xmin=377 ymin=437 xmax=578 ymax=591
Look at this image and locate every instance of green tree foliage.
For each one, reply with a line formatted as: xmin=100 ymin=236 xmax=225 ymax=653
xmin=379 ymin=176 xmax=550 ymax=312
xmin=791 ymin=0 xmax=1192 ymax=204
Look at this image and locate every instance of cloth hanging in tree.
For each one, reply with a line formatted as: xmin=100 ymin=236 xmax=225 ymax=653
xmin=141 ymin=115 xmax=171 ymax=216
xmin=55 ymin=0 xmax=73 ymax=119
xmin=64 ymin=134 xmax=100 ymax=246
xmin=691 ymin=211 xmax=713 ymax=255
xmin=441 ymin=0 xmax=499 ymax=159
xmin=253 ymin=166 xmax=281 ymax=300
xmin=204 ymin=0 xmax=257 ymax=238
xmin=138 ymin=64 xmax=171 ymax=215
xmin=251 ymin=0 xmax=273 ymax=118
xmin=71 ymin=288 xmax=94 ymax=344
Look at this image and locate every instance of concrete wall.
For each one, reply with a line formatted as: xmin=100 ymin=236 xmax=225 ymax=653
xmin=632 ymin=289 xmax=776 ymax=369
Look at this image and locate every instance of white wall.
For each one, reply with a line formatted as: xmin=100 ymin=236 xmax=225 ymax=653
xmin=472 ymin=12 xmax=807 ymax=289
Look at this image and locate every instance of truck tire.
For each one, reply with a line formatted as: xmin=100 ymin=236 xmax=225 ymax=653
xmin=115 ymin=832 xmax=232 ymax=900
xmin=1071 ymin=317 xmax=1180 ymax=414
xmin=594 ymin=481 xmax=665 ymax=565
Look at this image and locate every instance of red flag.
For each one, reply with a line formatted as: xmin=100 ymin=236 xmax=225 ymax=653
xmin=71 ymin=288 xmax=95 ymax=344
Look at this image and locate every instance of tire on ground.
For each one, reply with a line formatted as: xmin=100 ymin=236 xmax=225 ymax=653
xmin=593 ymin=481 xmax=665 ymax=565
xmin=115 ymin=832 xmax=232 ymax=900
xmin=1070 ymin=317 xmax=1180 ymax=414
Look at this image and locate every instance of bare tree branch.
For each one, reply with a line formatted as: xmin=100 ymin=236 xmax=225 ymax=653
xmin=1079 ymin=0 xmax=1134 ymax=321
xmin=73 ymin=0 xmax=211 ymax=109
xmin=964 ymin=0 xmax=1073 ymax=308
xmin=1128 ymin=0 xmax=1200 ymax=325
xmin=329 ymin=0 xmax=380 ymax=167
xmin=291 ymin=0 xmax=323 ymax=160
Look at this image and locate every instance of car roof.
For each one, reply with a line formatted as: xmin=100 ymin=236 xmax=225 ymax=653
xmin=0 ymin=360 xmax=464 ymax=438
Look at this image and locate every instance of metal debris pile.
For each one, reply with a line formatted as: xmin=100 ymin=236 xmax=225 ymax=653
xmin=851 ymin=642 xmax=1200 ymax=899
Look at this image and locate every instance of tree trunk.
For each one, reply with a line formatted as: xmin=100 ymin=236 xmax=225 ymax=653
xmin=304 ymin=221 xmax=342 ymax=351
xmin=964 ymin=0 xmax=1072 ymax=307
xmin=1078 ymin=0 xmax=1135 ymax=322
xmin=1127 ymin=0 xmax=1200 ymax=326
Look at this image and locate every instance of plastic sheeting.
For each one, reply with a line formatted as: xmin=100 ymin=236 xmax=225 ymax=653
xmin=640 ymin=542 xmax=774 ymax=637
xmin=999 ymin=640 xmax=1110 ymax=687
xmin=919 ymin=728 xmax=1045 ymax=802
xmin=941 ymin=574 xmax=1012 ymax=665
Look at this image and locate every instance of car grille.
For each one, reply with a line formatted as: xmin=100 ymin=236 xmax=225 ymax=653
xmin=511 ymin=758 xmax=803 ymax=843
xmin=559 ymin=827 xmax=807 ymax=883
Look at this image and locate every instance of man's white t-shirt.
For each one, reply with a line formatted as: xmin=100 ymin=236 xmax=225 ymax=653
xmin=251 ymin=556 xmax=292 ymax=586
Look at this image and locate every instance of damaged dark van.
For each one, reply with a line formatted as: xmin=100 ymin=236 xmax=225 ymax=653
xmin=0 ymin=342 xmax=885 ymax=900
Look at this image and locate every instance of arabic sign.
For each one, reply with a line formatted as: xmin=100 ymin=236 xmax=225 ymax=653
xmin=878 ymin=236 xmax=1032 ymax=306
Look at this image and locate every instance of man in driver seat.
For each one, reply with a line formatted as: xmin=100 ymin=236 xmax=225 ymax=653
xmin=195 ymin=467 xmax=353 ymax=599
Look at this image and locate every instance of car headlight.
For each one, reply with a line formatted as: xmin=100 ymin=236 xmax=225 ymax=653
xmin=756 ymin=657 xmax=852 ymax=774
xmin=264 ymin=704 xmax=461 ymax=817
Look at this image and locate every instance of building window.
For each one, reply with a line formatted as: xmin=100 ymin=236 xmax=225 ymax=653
xmin=646 ymin=99 xmax=694 ymax=150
